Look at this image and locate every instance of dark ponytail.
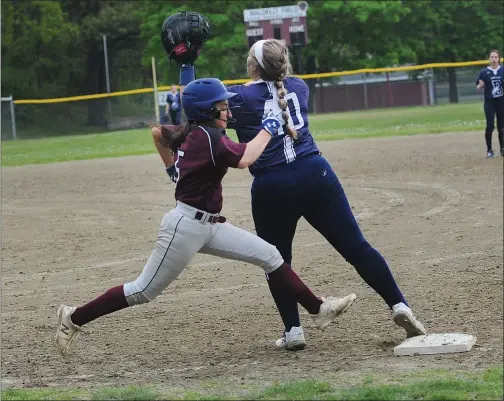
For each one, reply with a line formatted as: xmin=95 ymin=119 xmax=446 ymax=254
xmin=156 ymin=123 xmax=193 ymax=153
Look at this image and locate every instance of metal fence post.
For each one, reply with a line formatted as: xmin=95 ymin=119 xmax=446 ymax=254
xmin=152 ymin=57 xmax=160 ymax=124
xmin=428 ymin=68 xmax=436 ymax=106
xmin=2 ymin=95 xmax=17 ymax=139
xmin=10 ymin=95 xmax=17 ymax=140
xmin=386 ymin=72 xmax=393 ymax=107
xmin=103 ymin=34 xmax=112 ymax=120
xmin=363 ymin=74 xmax=368 ymax=110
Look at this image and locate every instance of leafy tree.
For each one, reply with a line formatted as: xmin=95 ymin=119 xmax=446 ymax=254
xmin=3 ymin=0 xmax=501 ymax=126
xmin=296 ymin=1 xmax=416 ymax=111
xmin=138 ymin=1 xmax=416 ymax=113
xmin=399 ymin=0 xmax=504 ymax=103
xmin=61 ymin=0 xmax=147 ymax=126
xmin=305 ymin=1 xmax=415 ymax=73
xmin=1 ymin=1 xmax=78 ymax=99
xmin=139 ymin=0 xmax=286 ymax=85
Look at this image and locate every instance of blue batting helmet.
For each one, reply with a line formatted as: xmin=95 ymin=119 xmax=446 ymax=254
xmin=182 ymin=78 xmax=237 ymax=121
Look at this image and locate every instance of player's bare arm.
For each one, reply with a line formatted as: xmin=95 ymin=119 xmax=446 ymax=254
xmin=236 ymin=111 xmax=282 ymax=168
xmin=236 ymin=130 xmax=272 ymax=168
xmin=151 ymin=126 xmax=174 ymax=167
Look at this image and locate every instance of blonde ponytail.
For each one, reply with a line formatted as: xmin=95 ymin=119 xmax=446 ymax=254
xmin=274 ymin=77 xmax=297 ymax=139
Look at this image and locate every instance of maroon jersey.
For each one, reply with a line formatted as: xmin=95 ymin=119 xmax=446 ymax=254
xmin=174 ymin=125 xmax=246 ymax=214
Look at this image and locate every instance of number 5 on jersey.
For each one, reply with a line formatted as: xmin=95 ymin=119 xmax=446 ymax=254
xmin=173 ymin=150 xmax=184 ymax=183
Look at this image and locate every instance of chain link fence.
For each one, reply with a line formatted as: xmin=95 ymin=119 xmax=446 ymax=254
xmin=2 ymin=93 xmax=156 ymax=140
xmin=433 ymin=66 xmax=483 ymax=104
xmin=1 ymin=66 xmax=487 ymax=141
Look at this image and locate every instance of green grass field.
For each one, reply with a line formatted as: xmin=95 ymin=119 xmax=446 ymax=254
xmin=2 ymin=367 xmax=502 ymax=400
xmin=1 ymin=102 xmax=485 ymax=167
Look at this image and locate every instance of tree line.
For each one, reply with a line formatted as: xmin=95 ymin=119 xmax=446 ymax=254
xmin=2 ymin=0 xmax=502 ymax=127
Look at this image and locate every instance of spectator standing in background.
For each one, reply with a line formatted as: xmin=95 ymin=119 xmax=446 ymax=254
xmin=165 ymin=85 xmax=182 ymax=125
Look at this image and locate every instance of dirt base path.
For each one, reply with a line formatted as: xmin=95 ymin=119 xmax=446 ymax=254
xmin=2 ymin=131 xmax=502 ymax=391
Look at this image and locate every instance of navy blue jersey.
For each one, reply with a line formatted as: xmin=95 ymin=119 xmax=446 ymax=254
xmin=227 ymin=77 xmax=319 ymax=176
xmin=166 ymin=91 xmax=181 ymax=111
xmin=477 ymin=65 xmax=504 ymax=100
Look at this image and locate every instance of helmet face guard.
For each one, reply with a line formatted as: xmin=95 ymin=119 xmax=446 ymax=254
xmin=182 ymin=78 xmax=237 ymax=122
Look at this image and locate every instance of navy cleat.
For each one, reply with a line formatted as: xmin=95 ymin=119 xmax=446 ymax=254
xmin=486 ymin=150 xmax=495 ymax=158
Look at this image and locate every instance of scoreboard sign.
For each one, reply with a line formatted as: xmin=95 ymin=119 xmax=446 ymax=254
xmin=243 ymin=1 xmax=309 ymax=48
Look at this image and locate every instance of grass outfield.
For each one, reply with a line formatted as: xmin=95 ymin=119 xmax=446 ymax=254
xmin=1 ymin=102 xmax=485 ymax=167
xmin=2 ymin=366 xmax=502 ymax=400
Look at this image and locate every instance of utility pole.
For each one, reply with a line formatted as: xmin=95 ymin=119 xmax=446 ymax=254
xmin=103 ymin=34 xmax=112 ymax=119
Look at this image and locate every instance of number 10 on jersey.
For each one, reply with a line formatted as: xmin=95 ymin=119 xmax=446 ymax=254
xmin=264 ymin=92 xmax=304 ymax=136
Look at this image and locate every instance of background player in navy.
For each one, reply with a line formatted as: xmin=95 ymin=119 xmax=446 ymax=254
xmin=165 ymin=84 xmax=182 ymax=125
xmin=223 ymin=39 xmax=426 ymax=350
xmin=476 ymin=50 xmax=504 ymax=158
xmin=54 ymin=77 xmax=356 ymax=356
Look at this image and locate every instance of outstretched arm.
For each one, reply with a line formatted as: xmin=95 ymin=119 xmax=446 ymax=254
xmin=237 ymin=130 xmax=272 ymax=169
xmin=179 ymin=64 xmax=195 ymax=97
xmin=237 ymin=112 xmax=283 ymax=168
xmin=212 ymin=112 xmax=282 ymax=170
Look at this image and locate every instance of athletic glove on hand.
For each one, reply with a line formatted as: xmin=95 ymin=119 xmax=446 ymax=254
xmin=262 ymin=110 xmax=283 ymax=136
xmin=166 ymin=165 xmax=178 ymax=183
xmin=161 ymin=11 xmax=210 ymax=65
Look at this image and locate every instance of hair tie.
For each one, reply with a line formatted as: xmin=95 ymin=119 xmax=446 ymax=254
xmin=254 ymin=40 xmax=266 ymax=69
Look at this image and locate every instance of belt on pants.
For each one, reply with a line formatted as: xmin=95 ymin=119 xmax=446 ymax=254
xmin=194 ymin=211 xmax=226 ymax=224
xmin=176 ymin=201 xmax=226 ymax=224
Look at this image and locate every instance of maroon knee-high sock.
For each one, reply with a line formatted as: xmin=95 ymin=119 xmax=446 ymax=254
xmin=267 ymin=263 xmax=322 ymax=315
xmin=70 ymin=285 xmax=129 ymax=327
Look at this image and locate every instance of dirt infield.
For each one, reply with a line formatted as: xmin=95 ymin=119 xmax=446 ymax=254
xmin=2 ymin=131 xmax=503 ymax=391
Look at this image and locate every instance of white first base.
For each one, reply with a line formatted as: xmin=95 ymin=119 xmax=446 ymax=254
xmin=394 ymin=333 xmax=477 ymax=356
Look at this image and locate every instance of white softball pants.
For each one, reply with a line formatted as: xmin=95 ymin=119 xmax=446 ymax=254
xmin=123 ymin=201 xmax=284 ymax=305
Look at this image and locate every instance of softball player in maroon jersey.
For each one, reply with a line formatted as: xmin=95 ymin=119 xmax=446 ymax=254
xmin=55 ymin=78 xmax=356 ymax=356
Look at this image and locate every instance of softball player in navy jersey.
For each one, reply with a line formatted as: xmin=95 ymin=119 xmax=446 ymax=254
xmin=222 ymin=39 xmax=426 ymax=350
xmin=476 ymin=49 xmax=504 ymax=158
xmin=54 ymin=77 xmax=357 ymax=356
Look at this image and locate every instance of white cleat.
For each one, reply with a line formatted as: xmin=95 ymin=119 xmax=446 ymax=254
xmin=55 ymin=305 xmax=82 ymax=356
xmin=275 ymin=326 xmax=307 ymax=351
xmin=311 ymin=294 xmax=357 ymax=330
xmin=392 ymin=302 xmax=427 ymax=338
